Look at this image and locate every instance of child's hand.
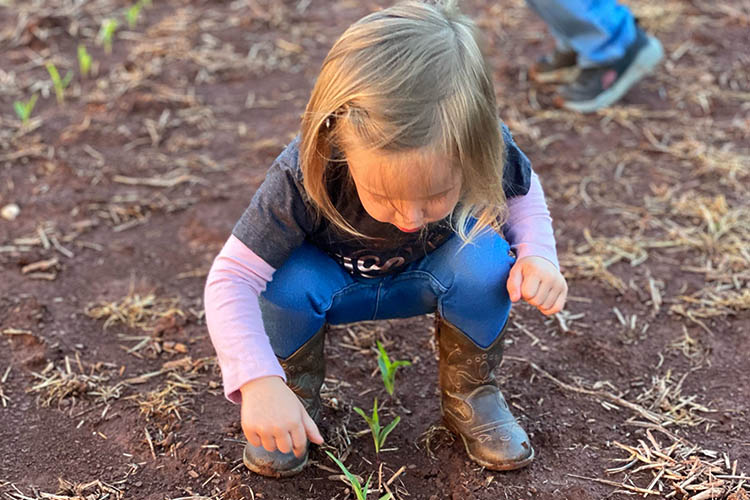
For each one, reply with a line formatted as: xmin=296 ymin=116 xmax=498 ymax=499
xmin=507 ymin=256 xmax=567 ymax=316
xmin=239 ymin=376 xmax=324 ymax=457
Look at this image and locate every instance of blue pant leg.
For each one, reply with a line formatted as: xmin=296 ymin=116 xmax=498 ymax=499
xmin=525 ymin=0 xmax=637 ymax=67
xmin=259 ymin=243 xmax=359 ymax=359
xmin=415 ymin=229 xmax=516 ymax=348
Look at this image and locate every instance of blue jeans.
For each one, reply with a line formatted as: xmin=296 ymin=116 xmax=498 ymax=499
xmin=525 ymin=0 xmax=637 ymax=67
xmin=259 ymin=229 xmax=516 ymax=359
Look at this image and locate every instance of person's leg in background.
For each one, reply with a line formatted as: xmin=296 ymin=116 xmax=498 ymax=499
xmin=525 ymin=0 xmax=664 ymax=112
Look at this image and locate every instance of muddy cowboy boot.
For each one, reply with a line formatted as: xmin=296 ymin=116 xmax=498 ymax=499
xmin=437 ymin=318 xmax=534 ymax=470
xmin=243 ymin=326 xmax=326 ymax=477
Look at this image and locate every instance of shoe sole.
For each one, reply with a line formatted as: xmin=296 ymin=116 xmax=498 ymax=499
xmin=531 ymin=65 xmax=580 ymax=84
xmin=242 ymin=447 xmax=308 ymax=478
xmin=563 ymin=35 xmax=664 ymax=113
xmin=459 ymin=433 xmax=536 ymax=471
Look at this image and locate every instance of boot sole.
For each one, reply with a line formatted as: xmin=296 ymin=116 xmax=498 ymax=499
xmin=242 ymin=447 xmax=308 ymax=478
xmin=445 ymin=420 xmax=536 ymax=471
xmin=563 ymin=35 xmax=664 ymax=113
xmin=530 ymin=65 xmax=579 ymax=84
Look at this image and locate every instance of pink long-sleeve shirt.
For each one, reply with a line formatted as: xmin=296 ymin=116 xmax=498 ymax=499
xmin=205 ymin=171 xmax=557 ymax=403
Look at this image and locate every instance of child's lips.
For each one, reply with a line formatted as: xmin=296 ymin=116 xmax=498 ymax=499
xmin=396 ymin=225 xmax=421 ymax=233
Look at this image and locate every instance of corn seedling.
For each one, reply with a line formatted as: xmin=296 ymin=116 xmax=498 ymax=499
xmin=45 ymin=63 xmax=73 ymax=105
xmin=77 ymin=44 xmax=92 ymax=77
xmin=376 ymin=340 xmax=411 ymax=396
xmin=325 ymin=451 xmax=393 ymax=500
xmin=98 ymin=18 xmax=119 ymax=54
xmin=353 ymin=398 xmax=401 ymax=455
xmin=13 ymin=94 xmax=38 ymax=125
xmin=126 ymin=2 xmax=143 ymax=28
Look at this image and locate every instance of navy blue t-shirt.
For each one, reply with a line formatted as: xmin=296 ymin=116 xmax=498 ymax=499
xmin=232 ymin=124 xmax=531 ymax=278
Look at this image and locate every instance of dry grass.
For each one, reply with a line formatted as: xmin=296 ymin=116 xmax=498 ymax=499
xmin=672 ymin=288 xmax=750 ymax=320
xmin=632 ymin=370 xmax=715 ymax=427
xmin=26 ymin=356 xmax=123 ymax=408
xmin=577 ymin=427 xmax=750 ymax=499
xmin=417 ymin=424 xmax=455 ymax=461
xmin=129 ymin=370 xmax=202 ymax=422
xmin=82 ymin=193 xmax=197 ymax=233
xmin=85 ymin=288 xmax=184 ymax=331
xmin=5 ymin=221 xmax=84 ymax=265
xmin=83 ymin=285 xmax=199 ymax=359
xmin=123 ymin=356 xmax=218 ymax=425
xmin=506 ymin=355 xmax=720 ymax=431
xmin=1 ymin=479 xmax=123 ymax=500
xmin=0 ymin=365 xmax=11 ymax=407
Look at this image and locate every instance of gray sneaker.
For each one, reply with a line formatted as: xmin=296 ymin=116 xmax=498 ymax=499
xmin=559 ymin=28 xmax=664 ymax=113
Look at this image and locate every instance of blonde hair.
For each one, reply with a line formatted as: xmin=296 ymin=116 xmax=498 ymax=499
xmin=300 ymin=0 xmax=507 ymax=243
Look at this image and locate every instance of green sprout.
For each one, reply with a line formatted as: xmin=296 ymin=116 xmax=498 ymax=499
xmin=325 ymin=451 xmax=393 ymax=500
xmin=97 ymin=18 xmax=118 ymax=54
xmin=126 ymin=2 xmax=142 ymax=28
xmin=13 ymin=94 xmax=38 ymax=125
xmin=353 ymin=398 xmax=401 ymax=455
xmin=77 ymin=44 xmax=92 ymax=78
xmin=45 ymin=63 xmax=73 ymax=105
xmin=376 ymin=340 xmax=411 ymax=396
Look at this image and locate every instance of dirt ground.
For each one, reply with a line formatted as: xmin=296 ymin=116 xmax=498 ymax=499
xmin=1 ymin=0 xmax=749 ymax=499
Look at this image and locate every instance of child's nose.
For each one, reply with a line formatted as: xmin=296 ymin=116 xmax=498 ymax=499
xmin=397 ymin=203 xmax=425 ymax=228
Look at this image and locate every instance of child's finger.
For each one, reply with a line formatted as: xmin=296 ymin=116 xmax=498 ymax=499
xmin=553 ymin=291 xmax=567 ymax=313
xmin=540 ymin=287 xmax=559 ymax=311
xmin=541 ymin=292 xmax=566 ymax=316
xmin=529 ymin=284 xmax=551 ymax=308
xmin=520 ymin=274 xmax=541 ymax=302
xmin=260 ymin=432 xmax=277 ymax=453
xmin=506 ymin=264 xmax=524 ymax=302
xmin=290 ymin=420 xmax=308 ymax=458
xmin=273 ymin=429 xmax=294 ymax=455
xmin=245 ymin=431 xmax=262 ymax=448
xmin=302 ymin=409 xmax=324 ymax=444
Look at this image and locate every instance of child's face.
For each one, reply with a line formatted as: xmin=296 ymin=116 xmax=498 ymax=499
xmin=344 ymin=142 xmax=462 ymax=232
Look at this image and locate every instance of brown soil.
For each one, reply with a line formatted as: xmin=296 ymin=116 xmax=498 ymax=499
xmin=1 ymin=1 xmax=748 ymax=499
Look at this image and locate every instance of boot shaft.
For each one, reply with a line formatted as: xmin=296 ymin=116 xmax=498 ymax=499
xmin=436 ymin=317 xmax=505 ymax=394
xmin=279 ymin=326 xmax=326 ymax=422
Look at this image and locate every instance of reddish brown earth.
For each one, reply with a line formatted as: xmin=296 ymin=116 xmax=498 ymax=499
xmin=1 ymin=1 xmax=748 ymax=499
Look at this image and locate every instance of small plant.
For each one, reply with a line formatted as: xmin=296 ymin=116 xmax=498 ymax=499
xmin=325 ymin=451 xmax=392 ymax=500
xmin=13 ymin=94 xmax=38 ymax=125
xmin=126 ymin=2 xmax=143 ymax=28
xmin=77 ymin=44 xmax=92 ymax=77
xmin=45 ymin=63 xmax=73 ymax=105
xmin=353 ymin=398 xmax=401 ymax=455
xmin=376 ymin=340 xmax=411 ymax=396
xmin=97 ymin=18 xmax=118 ymax=54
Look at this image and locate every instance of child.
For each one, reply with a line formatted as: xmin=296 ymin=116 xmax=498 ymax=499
xmin=205 ymin=0 xmax=567 ymax=478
